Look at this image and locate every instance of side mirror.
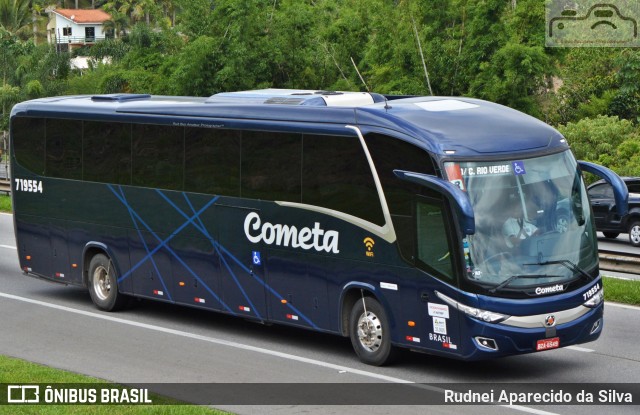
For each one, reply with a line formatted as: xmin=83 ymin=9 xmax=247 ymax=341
xmin=578 ymin=161 xmax=628 ymax=216
xmin=393 ymin=170 xmax=475 ymax=235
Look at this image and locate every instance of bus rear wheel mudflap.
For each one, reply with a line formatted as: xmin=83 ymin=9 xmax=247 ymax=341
xmin=87 ymin=253 xmax=129 ymax=311
xmin=349 ymin=296 xmax=398 ymax=366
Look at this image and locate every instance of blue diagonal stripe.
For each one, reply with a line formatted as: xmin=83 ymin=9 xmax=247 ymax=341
xmin=117 ymin=187 xmax=172 ymax=301
xmin=108 ymin=186 xmax=231 ymax=313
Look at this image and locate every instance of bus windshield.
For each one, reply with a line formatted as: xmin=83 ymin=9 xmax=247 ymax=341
xmin=444 ymin=151 xmax=597 ymax=294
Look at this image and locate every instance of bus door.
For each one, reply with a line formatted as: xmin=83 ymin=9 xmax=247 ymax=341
xmin=216 ymin=204 xmax=268 ymax=322
xmin=394 ymin=170 xmax=474 ymax=354
xmin=407 ymin=194 xmax=464 ymax=353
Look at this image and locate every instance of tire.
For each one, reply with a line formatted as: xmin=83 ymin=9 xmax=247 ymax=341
xmin=629 ymin=221 xmax=640 ymax=247
xmin=349 ymin=296 xmax=397 ymax=366
xmin=603 ymin=232 xmax=620 ymax=239
xmin=88 ymin=254 xmax=128 ymax=311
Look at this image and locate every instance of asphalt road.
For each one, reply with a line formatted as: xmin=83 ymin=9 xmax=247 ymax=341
xmin=1 ymin=213 xmax=639 ymax=415
xmin=598 ymin=232 xmax=639 ymax=255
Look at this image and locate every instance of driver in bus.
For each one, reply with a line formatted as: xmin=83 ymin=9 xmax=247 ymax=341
xmin=502 ymin=200 xmax=540 ymax=249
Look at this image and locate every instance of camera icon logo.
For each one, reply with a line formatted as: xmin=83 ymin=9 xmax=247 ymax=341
xmin=546 ymin=1 xmax=640 ymax=47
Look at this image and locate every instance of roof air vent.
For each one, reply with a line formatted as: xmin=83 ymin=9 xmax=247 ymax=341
xmin=91 ymin=94 xmax=151 ymax=102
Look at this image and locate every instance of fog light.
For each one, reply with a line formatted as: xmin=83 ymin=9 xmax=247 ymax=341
xmin=590 ymin=319 xmax=601 ymax=335
xmin=475 ymin=336 xmax=498 ymax=351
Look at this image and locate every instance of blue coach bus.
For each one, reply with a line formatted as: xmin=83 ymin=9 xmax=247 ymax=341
xmin=9 ymin=89 xmax=627 ymax=365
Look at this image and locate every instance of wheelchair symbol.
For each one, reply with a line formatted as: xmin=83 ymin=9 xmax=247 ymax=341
xmin=252 ymin=251 xmax=262 ymax=266
xmin=513 ymin=161 xmax=526 ymax=175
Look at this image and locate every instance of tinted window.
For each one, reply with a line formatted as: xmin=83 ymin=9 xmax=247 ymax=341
xmin=46 ymin=119 xmax=83 ymax=180
xmin=366 ymin=133 xmax=436 ymax=261
xmin=302 ymin=134 xmax=384 ymax=226
xmin=83 ymin=121 xmax=131 ymax=185
xmin=185 ymin=128 xmax=241 ymax=196
xmin=588 ymin=183 xmax=613 ymax=199
xmin=12 ymin=117 xmax=45 ymax=175
xmin=416 ymin=197 xmax=454 ymax=280
xmin=241 ymin=131 xmax=301 ymax=202
xmin=627 ymin=181 xmax=640 ymax=193
xmin=132 ymin=124 xmax=184 ymax=190
xmin=365 ymin=133 xmax=435 ymax=216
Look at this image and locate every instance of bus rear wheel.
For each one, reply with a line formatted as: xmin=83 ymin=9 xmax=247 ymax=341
xmin=349 ymin=297 xmax=397 ymax=366
xmin=88 ymin=254 xmax=128 ymax=311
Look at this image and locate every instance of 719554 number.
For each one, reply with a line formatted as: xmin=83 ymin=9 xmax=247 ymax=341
xmin=14 ymin=178 xmax=43 ymax=193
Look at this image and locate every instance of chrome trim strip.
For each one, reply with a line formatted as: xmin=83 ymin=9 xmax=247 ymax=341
xmin=500 ymin=305 xmax=591 ymax=328
xmin=276 ymin=126 xmax=397 ymax=244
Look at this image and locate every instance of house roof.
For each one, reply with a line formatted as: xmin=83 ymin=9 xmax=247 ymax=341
xmin=52 ymin=9 xmax=111 ymax=24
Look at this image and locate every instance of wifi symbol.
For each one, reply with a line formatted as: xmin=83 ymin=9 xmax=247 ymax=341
xmin=363 ymin=237 xmax=375 ymax=257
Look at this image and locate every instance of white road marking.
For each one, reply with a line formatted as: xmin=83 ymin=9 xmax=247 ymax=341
xmin=605 ymin=301 xmax=640 ymax=312
xmin=0 ymin=291 xmax=561 ymax=415
xmin=565 ymin=345 xmax=594 ymax=353
xmin=0 ymin=244 xmax=17 ymax=250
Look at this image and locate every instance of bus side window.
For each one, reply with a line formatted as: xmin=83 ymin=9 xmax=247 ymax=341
xmin=416 ymin=198 xmax=455 ymax=281
xmin=302 ymin=134 xmax=385 ymax=226
xmin=365 ymin=133 xmax=437 ymax=264
xmin=12 ymin=117 xmax=46 ymax=175
xmin=185 ymin=127 xmax=241 ymax=196
xmin=46 ymin=119 xmax=83 ymax=180
xmin=132 ymin=124 xmax=184 ymax=191
xmin=241 ymin=131 xmax=302 ymax=202
xmin=83 ymin=121 xmax=132 ymax=185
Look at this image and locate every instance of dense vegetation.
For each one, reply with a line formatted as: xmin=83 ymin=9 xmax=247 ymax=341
xmin=2 ymin=0 xmax=640 ymax=175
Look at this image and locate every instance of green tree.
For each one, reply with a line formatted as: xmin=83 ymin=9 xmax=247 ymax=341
xmin=471 ymin=42 xmax=550 ymax=116
xmin=558 ymin=115 xmax=640 ymax=171
xmin=0 ymin=0 xmax=31 ymax=38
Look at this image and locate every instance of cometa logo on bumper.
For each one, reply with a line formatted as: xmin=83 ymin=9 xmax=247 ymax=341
xmin=535 ymin=284 xmax=565 ymax=295
xmin=244 ymin=212 xmax=340 ymax=253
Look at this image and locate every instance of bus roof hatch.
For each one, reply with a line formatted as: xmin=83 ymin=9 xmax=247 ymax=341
xmin=206 ymin=89 xmax=377 ymax=107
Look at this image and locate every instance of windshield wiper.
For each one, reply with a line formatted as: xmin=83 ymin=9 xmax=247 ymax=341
xmin=523 ymin=259 xmax=595 ymax=282
xmin=488 ymin=274 xmax=566 ymax=293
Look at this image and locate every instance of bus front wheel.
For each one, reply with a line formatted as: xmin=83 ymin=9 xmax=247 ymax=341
xmin=349 ymin=297 xmax=397 ymax=366
xmin=88 ymin=254 xmax=128 ymax=311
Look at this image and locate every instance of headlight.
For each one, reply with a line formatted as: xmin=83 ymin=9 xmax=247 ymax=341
xmin=583 ymin=288 xmax=604 ymax=308
xmin=435 ymin=291 xmax=510 ymax=323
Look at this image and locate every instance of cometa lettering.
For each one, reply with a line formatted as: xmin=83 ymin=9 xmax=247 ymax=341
xmin=535 ymin=284 xmax=564 ymax=295
xmin=244 ymin=212 xmax=340 ymax=253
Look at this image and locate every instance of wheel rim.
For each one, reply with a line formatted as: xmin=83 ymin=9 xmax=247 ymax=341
xmin=631 ymin=225 xmax=640 ymax=244
xmin=356 ymin=310 xmax=383 ymax=352
xmin=93 ymin=265 xmax=112 ymax=301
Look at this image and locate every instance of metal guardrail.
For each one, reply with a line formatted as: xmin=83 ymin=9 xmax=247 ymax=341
xmin=0 ymin=179 xmax=10 ymax=195
xmin=599 ymin=249 xmax=640 ymax=274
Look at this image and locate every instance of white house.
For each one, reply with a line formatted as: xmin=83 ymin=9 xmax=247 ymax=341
xmin=47 ymin=9 xmax=112 ymax=51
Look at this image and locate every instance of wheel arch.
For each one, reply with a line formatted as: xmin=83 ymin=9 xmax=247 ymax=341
xmin=82 ymin=242 xmax=121 ymax=288
xmin=339 ymin=282 xmax=395 ymax=337
xmin=622 ymin=211 xmax=640 ymax=233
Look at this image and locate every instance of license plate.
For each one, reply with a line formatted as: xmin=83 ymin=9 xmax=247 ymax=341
xmin=536 ymin=337 xmax=560 ymax=351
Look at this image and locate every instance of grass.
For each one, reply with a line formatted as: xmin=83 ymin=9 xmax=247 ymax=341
xmin=0 ymin=195 xmax=11 ymax=213
xmin=0 ymin=355 xmax=230 ymax=414
xmin=602 ymin=276 xmax=640 ymax=306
